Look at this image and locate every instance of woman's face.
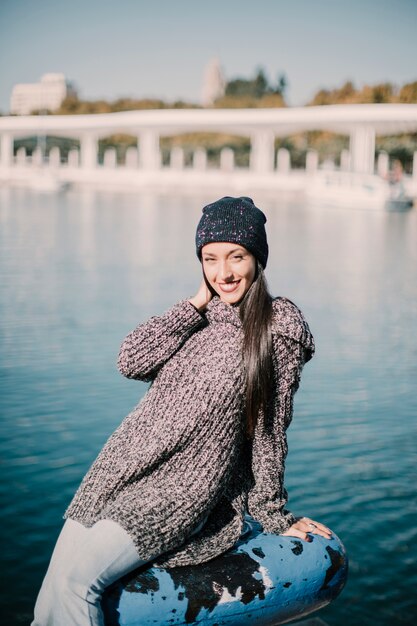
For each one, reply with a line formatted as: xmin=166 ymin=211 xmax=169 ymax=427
xmin=201 ymin=242 xmax=257 ymax=305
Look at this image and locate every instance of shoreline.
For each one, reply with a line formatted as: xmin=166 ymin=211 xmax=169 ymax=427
xmin=1 ymin=167 xmax=415 ymax=211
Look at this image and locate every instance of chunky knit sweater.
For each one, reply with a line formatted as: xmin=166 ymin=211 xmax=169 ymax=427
xmin=63 ymin=291 xmax=315 ymax=569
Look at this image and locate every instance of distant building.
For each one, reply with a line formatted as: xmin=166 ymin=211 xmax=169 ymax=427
xmin=10 ymin=73 xmax=77 ymax=115
xmin=201 ymin=58 xmax=225 ymax=107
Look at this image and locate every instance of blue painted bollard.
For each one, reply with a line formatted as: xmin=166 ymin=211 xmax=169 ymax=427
xmin=103 ymin=515 xmax=348 ymax=625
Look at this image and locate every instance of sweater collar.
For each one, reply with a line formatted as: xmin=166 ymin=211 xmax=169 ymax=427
xmin=204 ymin=296 xmax=242 ymax=327
xmin=204 ymin=294 xmax=315 ymax=360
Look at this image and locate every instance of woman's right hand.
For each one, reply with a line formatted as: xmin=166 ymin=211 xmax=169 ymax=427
xmin=188 ymin=277 xmax=213 ymax=312
xmin=282 ymin=516 xmax=333 ymax=542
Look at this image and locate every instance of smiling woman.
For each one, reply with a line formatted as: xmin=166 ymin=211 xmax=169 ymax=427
xmin=31 ymin=195 xmax=333 ymax=626
xmin=200 ymin=242 xmax=256 ymax=304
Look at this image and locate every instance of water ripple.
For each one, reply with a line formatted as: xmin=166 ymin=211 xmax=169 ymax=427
xmin=1 ymin=189 xmax=416 ymax=626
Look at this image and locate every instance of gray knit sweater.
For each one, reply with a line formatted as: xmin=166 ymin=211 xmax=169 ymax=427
xmin=63 ymin=292 xmax=315 ymax=569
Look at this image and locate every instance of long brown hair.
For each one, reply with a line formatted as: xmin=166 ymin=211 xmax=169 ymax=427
xmin=202 ymin=257 xmax=275 ymax=440
xmin=239 ymin=261 xmax=275 ymax=439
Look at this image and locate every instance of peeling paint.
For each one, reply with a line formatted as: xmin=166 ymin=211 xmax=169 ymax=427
xmin=258 ymin=565 xmax=274 ymax=590
xmin=320 ymin=546 xmax=346 ymax=591
xmin=102 ymin=515 xmax=348 ymax=625
xmin=290 ymin=540 xmax=303 ymax=555
xmin=252 ymin=546 xmax=265 ymax=559
xmin=166 ymin=552 xmax=267 ymax=622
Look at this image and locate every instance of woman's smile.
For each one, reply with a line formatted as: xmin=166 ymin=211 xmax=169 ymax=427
xmin=218 ymin=279 xmax=241 ymax=293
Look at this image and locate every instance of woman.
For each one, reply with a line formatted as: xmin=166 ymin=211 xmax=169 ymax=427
xmin=32 ymin=196 xmax=331 ymax=626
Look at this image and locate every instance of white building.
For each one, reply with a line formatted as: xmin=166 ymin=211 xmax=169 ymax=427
xmin=201 ymin=58 xmax=225 ymax=107
xmin=10 ymin=73 xmax=76 ymax=115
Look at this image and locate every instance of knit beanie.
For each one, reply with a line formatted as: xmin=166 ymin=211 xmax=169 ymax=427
xmin=195 ymin=196 xmax=269 ymax=268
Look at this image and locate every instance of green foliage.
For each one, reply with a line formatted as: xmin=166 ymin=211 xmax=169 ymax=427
xmin=224 ymin=68 xmax=288 ymax=101
xmin=39 ymin=77 xmax=417 ymax=119
xmin=54 ymin=96 xmax=201 ymax=115
xmin=213 ymin=94 xmax=285 ymax=109
xmin=307 ymin=80 xmax=417 ymax=105
xmin=399 ymin=81 xmax=417 ymax=103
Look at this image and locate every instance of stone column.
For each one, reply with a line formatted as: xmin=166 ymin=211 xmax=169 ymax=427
xmin=340 ymin=149 xmax=351 ymax=171
xmin=170 ymin=147 xmax=184 ymax=170
xmin=193 ymin=148 xmax=207 ymax=171
xmin=220 ymin=148 xmax=234 ymax=172
xmin=377 ymin=151 xmax=389 ymax=178
xmin=349 ymin=126 xmax=375 ymax=174
xmin=80 ymin=133 xmax=98 ymax=169
xmin=125 ymin=146 xmax=138 ymax=168
xmin=32 ymin=146 xmax=43 ymax=166
xmin=250 ymin=130 xmax=275 ymax=173
xmin=277 ymin=148 xmax=290 ymax=174
xmin=138 ymin=130 xmax=161 ymax=170
xmin=103 ymin=147 xmax=117 ymax=168
xmin=49 ymin=146 xmax=61 ymax=168
xmin=68 ymin=149 xmax=80 ymax=168
xmin=305 ymin=150 xmax=318 ymax=175
xmin=16 ymin=147 xmax=27 ymax=166
xmin=0 ymin=133 xmax=13 ymax=168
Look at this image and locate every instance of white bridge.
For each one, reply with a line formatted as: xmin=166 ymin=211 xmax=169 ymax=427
xmin=1 ymin=103 xmax=417 ymax=193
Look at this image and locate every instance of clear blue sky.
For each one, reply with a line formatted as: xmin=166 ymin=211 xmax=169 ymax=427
xmin=1 ymin=0 xmax=416 ymax=114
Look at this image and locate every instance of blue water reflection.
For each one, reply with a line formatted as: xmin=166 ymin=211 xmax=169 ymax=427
xmin=0 ymin=188 xmax=416 ymax=625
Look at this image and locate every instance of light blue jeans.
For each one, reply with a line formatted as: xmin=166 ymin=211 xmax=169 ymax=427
xmin=31 ymin=515 xmax=207 ymax=626
xmin=31 ymin=518 xmax=155 ymax=626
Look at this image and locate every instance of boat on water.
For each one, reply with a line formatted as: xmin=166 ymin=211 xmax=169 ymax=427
xmin=305 ymin=170 xmax=414 ymax=211
xmin=385 ymin=179 xmax=414 ymax=211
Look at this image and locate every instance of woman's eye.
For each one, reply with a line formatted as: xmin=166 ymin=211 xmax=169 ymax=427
xmin=233 ymin=255 xmax=243 ymax=260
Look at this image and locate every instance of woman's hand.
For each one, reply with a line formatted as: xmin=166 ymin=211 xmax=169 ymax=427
xmin=188 ymin=277 xmax=213 ymax=313
xmin=282 ymin=516 xmax=333 ymax=542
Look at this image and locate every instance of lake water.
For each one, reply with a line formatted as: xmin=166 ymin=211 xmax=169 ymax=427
xmin=0 ymin=187 xmax=416 ymax=625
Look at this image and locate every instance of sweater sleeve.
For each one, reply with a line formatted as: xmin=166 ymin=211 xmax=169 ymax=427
xmin=117 ymin=299 xmax=207 ymax=382
xmin=246 ymin=299 xmax=315 ymax=534
xmin=246 ymin=386 xmax=297 ymax=534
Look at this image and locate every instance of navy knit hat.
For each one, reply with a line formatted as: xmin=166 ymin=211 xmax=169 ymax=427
xmin=195 ymin=196 xmax=269 ymax=268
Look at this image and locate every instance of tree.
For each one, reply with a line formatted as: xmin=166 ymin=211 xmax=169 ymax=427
xmin=274 ymin=73 xmax=288 ymax=97
xmin=224 ymin=67 xmax=273 ymax=99
xmin=398 ymin=81 xmax=417 ymax=103
xmin=337 ymin=81 xmax=355 ymax=102
xmin=253 ymin=68 xmax=268 ymax=98
xmin=362 ymin=82 xmax=395 ymax=103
